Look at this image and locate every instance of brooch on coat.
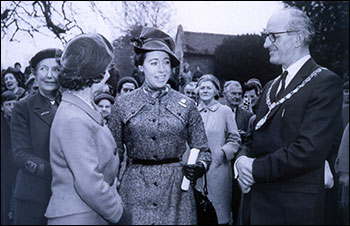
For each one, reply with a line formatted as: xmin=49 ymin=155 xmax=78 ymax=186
xmin=178 ymin=98 xmax=187 ymax=108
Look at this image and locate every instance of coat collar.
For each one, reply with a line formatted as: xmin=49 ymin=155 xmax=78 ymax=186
xmin=33 ymin=92 xmax=61 ymax=126
xmin=198 ymin=100 xmax=220 ymax=112
xmin=62 ymin=92 xmax=104 ymax=126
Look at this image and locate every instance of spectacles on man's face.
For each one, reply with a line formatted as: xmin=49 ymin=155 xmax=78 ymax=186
xmin=261 ymin=30 xmax=299 ymax=43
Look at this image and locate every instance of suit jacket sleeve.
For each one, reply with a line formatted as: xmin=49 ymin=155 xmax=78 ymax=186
xmin=253 ymin=72 xmax=343 ymax=183
xmin=11 ymin=100 xmax=51 ymax=179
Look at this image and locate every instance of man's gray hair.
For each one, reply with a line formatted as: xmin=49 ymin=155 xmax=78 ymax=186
xmin=283 ymin=6 xmax=316 ymax=46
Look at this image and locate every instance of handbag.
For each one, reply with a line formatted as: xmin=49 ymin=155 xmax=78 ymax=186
xmin=193 ymin=172 xmax=218 ymax=225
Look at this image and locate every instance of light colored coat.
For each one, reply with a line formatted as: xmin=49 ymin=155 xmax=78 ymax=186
xmin=45 ymin=92 xmax=123 ymax=224
xmin=197 ymin=100 xmax=241 ymax=224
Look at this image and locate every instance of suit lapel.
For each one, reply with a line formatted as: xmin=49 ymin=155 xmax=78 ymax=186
xmin=33 ymin=93 xmax=56 ymax=127
xmin=260 ymin=59 xmax=319 ymax=129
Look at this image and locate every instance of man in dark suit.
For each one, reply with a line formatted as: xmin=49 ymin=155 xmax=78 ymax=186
xmin=11 ymin=48 xmax=62 ymax=225
xmin=223 ymin=80 xmax=254 ymax=142
xmin=223 ymin=80 xmax=253 ymax=224
xmin=234 ymin=6 xmax=343 ymax=225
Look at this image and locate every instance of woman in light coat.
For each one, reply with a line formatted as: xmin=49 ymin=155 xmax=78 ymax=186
xmin=45 ymin=33 xmax=129 ymax=225
xmin=197 ymin=74 xmax=241 ymax=225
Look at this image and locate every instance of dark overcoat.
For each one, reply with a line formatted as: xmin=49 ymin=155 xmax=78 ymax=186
xmin=11 ymin=92 xmax=59 ymax=211
xmin=239 ymin=58 xmax=343 ymax=224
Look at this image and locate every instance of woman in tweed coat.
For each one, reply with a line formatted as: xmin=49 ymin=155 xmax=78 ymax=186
xmin=109 ymin=27 xmax=212 ymax=225
xmin=196 ymin=74 xmax=241 ymax=224
xmin=45 ymin=33 xmax=129 ymax=225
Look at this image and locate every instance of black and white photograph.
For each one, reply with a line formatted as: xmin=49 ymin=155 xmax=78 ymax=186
xmin=1 ymin=1 xmax=349 ymax=225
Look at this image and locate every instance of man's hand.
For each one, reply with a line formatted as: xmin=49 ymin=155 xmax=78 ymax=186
xmin=236 ymin=156 xmax=255 ymax=193
xmin=339 ymin=173 xmax=349 ymax=187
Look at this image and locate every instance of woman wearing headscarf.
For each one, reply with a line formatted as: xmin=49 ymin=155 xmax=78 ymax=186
xmin=44 ymin=33 xmax=129 ymax=225
xmin=108 ymin=27 xmax=212 ymax=225
xmin=11 ymin=48 xmax=62 ymax=225
xmin=197 ymin=74 xmax=241 ymax=225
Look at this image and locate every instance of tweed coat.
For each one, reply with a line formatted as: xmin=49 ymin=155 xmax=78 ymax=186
xmin=238 ymin=58 xmax=343 ymax=224
xmin=45 ymin=92 xmax=123 ymax=224
xmin=109 ymin=86 xmax=211 ymax=225
xmin=11 ymin=92 xmax=60 ymax=205
xmin=197 ymin=101 xmax=241 ymax=224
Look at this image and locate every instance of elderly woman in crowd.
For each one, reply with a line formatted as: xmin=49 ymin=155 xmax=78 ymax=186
xmin=11 ymin=48 xmax=62 ymax=225
xmin=44 ymin=33 xmax=129 ymax=225
xmin=109 ymin=27 xmax=211 ymax=225
xmin=196 ymin=74 xmax=241 ymax=225
xmin=2 ymin=67 xmax=28 ymax=100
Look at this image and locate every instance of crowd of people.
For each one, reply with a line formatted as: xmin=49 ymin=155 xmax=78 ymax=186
xmin=1 ymin=6 xmax=349 ymax=225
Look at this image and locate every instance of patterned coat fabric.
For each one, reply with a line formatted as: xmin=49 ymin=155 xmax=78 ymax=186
xmin=109 ymin=87 xmax=211 ymax=225
xmin=45 ymin=93 xmax=123 ymax=224
xmin=197 ymin=101 xmax=241 ymax=224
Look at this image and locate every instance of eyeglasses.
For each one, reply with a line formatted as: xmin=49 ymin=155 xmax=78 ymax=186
xmin=261 ymin=31 xmax=299 ymax=43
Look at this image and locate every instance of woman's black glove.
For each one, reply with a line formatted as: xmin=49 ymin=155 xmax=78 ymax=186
xmin=183 ymin=162 xmax=205 ymax=183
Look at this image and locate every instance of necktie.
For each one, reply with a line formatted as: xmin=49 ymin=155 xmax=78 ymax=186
xmin=275 ymin=70 xmax=288 ymax=101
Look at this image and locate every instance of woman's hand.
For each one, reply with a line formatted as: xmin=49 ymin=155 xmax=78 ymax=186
xmin=183 ymin=162 xmax=205 ymax=182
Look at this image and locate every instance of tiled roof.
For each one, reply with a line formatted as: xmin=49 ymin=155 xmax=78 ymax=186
xmin=183 ymin=31 xmax=236 ymax=55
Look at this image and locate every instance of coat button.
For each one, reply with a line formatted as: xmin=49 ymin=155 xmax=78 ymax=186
xmin=153 ymin=203 xmax=158 ymax=207
xmin=153 ymin=154 xmax=158 ymax=159
xmin=152 ymin=119 xmax=156 ymax=122
xmin=154 ymin=182 xmax=158 ymax=186
xmin=152 ymin=136 xmax=156 ymax=140
xmin=204 ymin=109 xmax=207 ymax=113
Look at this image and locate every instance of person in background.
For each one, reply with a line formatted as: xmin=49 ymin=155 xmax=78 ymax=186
xmin=179 ymin=62 xmax=192 ymax=93
xmin=2 ymin=67 xmax=28 ymax=100
xmin=197 ymin=74 xmax=241 ymax=225
xmin=235 ymin=6 xmax=343 ymax=224
xmin=45 ymin=33 xmax=129 ymax=225
xmin=116 ymin=76 xmax=139 ymax=95
xmin=183 ymin=81 xmax=198 ymax=104
xmin=106 ymin=63 xmax=121 ymax=97
xmin=109 ymin=26 xmax=211 ymax=225
xmin=335 ymin=123 xmax=349 ymax=225
xmin=192 ymin=65 xmax=203 ymax=82
xmin=242 ymin=80 xmax=261 ymax=114
xmin=24 ymin=74 xmax=39 ymax=96
xmin=93 ymin=91 xmax=115 ymax=125
xmin=11 ymin=48 xmax=63 ymax=225
xmin=14 ymin=62 xmax=26 ymax=87
xmin=223 ymin=80 xmax=254 ymax=141
xmin=222 ymin=80 xmax=253 ymax=224
xmin=1 ymin=91 xmax=18 ymax=225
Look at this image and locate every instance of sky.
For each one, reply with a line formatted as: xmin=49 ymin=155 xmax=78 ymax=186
xmin=1 ymin=1 xmax=284 ymax=70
